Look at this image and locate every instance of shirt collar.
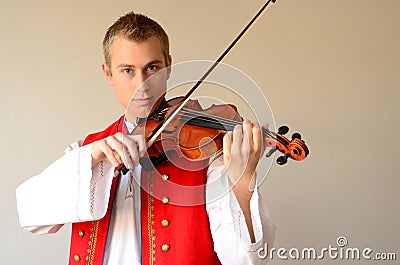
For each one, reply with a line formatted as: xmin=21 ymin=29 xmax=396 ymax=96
xmin=124 ymin=116 xmax=136 ymax=134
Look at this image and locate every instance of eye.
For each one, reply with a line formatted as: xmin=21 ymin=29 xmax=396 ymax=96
xmin=122 ymin=68 xmax=133 ymax=74
xmin=147 ymin=65 xmax=157 ymax=71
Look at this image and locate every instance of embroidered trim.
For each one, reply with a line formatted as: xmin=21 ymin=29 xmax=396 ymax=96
xmin=89 ymin=161 xmax=102 ymax=215
xmin=90 ymin=184 xmax=96 ymax=215
xmin=76 ymin=148 xmax=82 ymax=221
xmin=85 ymin=221 xmax=99 ymax=265
xmin=147 ymin=171 xmax=156 ymax=265
xmin=237 ymin=209 xmax=242 ymax=239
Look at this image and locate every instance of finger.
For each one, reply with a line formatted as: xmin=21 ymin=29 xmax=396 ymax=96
xmin=134 ymin=135 xmax=147 ymax=157
xmin=117 ymin=133 xmax=145 ymax=155
xmin=118 ymin=134 xmax=147 ymax=168
xmin=107 ymin=135 xmax=134 ymax=169
xmin=101 ymin=139 xmax=121 ymax=167
xmin=260 ymin=123 xmax=269 ymax=153
xmin=231 ymin=124 xmax=243 ymax=157
xmin=223 ymin=131 xmax=233 ymax=166
xmin=252 ymin=123 xmax=263 ymax=157
xmin=112 ymin=150 xmax=122 ymax=164
xmin=122 ymin=135 xmax=140 ymax=168
xmin=242 ymin=120 xmax=252 ymax=154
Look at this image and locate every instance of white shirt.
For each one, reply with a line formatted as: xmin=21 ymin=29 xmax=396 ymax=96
xmin=16 ymin=136 xmax=276 ymax=264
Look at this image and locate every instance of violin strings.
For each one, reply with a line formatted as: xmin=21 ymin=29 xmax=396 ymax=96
xmin=179 ymin=108 xmax=270 ymax=136
xmin=173 ymin=108 xmax=278 ymax=140
xmin=180 ymin=108 xmax=239 ymax=129
xmin=178 ymin=108 xmax=242 ymax=130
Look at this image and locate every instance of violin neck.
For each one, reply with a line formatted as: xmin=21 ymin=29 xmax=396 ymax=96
xmin=181 ymin=112 xmax=238 ymax=131
xmin=179 ymin=108 xmax=272 ymax=138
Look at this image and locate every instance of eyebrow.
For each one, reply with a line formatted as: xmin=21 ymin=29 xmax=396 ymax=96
xmin=116 ymin=60 xmax=163 ymax=69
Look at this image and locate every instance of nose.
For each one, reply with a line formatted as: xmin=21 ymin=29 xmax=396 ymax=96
xmin=136 ymin=71 xmax=150 ymax=91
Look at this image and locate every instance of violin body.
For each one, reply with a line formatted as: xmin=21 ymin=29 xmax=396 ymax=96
xmin=137 ymin=97 xmax=241 ymax=161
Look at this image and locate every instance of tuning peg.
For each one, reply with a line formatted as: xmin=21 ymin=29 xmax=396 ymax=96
xmin=278 ymin=125 xmax=289 ymax=135
xmin=291 ymin=132 xmax=302 ymax=140
xmin=277 ymin=154 xmax=289 ymax=165
xmin=265 ymin=147 xmax=277 ymax=158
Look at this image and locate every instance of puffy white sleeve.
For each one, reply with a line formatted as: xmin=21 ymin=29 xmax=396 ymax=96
xmin=206 ymin=156 xmax=276 ymax=265
xmin=15 ymin=141 xmax=115 ymax=234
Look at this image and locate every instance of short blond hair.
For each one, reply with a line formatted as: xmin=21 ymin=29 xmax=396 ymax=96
xmin=102 ymin=11 xmax=169 ymax=68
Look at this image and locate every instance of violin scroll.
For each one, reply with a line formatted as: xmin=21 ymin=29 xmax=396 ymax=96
xmin=264 ymin=125 xmax=309 ymax=165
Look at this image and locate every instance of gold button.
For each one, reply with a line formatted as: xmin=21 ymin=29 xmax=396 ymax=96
xmin=78 ymin=230 xmax=84 ymax=237
xmin=73 ymin=255 xmax=81 ymax=262
xmin=161 ymin=174 xmax=169 ymax=181
xmin=161 ymin=219 xmax=170 ymax=227
xmin=161 ymin=244 xmax=170 ymax=252
xmin=161 ymin=196 xmax=169 ymax=204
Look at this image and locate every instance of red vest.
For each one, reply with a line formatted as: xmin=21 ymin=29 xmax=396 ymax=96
xmin=68 ymin=116 xmax=221 ymax=265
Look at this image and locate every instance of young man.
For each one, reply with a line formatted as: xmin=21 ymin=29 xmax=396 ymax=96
xmin=16 ymin=11 xmax=275 ymax=265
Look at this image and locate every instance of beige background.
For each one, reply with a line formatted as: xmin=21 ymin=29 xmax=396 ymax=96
xmin=1 ymin=0 xmax=399 ymax=264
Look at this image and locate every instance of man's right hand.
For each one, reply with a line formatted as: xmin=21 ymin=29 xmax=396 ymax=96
xmin=91 ymin=132 xmax=146 ymax=169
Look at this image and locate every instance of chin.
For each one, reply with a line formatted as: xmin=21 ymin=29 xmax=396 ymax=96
xmin=137 ymin=106 xmax=154 ymax=118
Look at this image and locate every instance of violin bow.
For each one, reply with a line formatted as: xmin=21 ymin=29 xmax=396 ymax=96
xmin=145 ymin=0 xmax=277 ymax=147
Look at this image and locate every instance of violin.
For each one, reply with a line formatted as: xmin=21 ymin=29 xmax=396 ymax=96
xmin=115 ymin=96 xmax=309 ymax=173
xmin=115 ymin=0 xmax=309 ymax=175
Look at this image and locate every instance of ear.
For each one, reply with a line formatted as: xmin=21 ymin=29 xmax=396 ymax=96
xmin=166 ymin=55 xmax=172 ymax=80
xmin=101 ymin=62 xmax=114 ymax=86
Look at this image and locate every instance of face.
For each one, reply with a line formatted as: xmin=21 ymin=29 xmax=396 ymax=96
xmin=102 ymin=36 xmax=171 ymax=121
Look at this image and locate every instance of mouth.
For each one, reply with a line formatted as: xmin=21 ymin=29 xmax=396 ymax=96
xmin=131 ymin=96 xmax=154 ymax=106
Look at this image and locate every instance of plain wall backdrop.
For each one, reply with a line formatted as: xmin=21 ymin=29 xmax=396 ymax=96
xmin=1 ymin=0 xmax=399 ymax=264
